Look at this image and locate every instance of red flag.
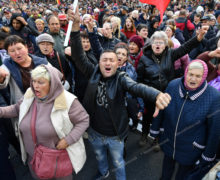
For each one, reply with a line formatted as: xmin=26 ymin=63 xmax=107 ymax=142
xmin=139 ymin=0 xmax=171 ymax=24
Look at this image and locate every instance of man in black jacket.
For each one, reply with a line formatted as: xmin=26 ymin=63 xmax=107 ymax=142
xmin=68 ymin=8 xmax=171 ymax=180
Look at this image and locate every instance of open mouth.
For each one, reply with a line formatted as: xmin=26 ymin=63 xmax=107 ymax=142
xmin=35 ymin=90 xmax=41 ymax=96
xmin=189 ymin=82 xmax=196 ymax=86
xmin=105 ymin=67 xmax=111 ymax=72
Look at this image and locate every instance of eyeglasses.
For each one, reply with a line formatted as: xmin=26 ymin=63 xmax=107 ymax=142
xmin=152 ymin=41 xmax=165 ymax=45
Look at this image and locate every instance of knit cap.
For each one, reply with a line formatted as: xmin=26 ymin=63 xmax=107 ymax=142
xmin=129 ymin=35 xmax=144 ymax=50
xmin=184 ymin=59 xmax=208 ymax=91
xmin=36 ymin=33 xmax=54 ymax=44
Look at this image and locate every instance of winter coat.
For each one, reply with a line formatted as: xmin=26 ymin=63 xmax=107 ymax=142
xmin=197 ymin=51 xmax=219 ymax=82
xmin=0 ymin=54 xmax=48 ymax=104
xmin=150 ymin=78 xmax=220 ymax=165
xmin=70 ymin=31 xmax=160 ymax=139
xmin=137 ymin=36 xmax=200 ymax=92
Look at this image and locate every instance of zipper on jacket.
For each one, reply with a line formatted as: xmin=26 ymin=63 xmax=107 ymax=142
xmin=173 ymin=92 xmax=189 ymax=159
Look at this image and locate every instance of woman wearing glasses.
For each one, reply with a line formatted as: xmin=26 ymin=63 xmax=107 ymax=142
xmin=136 ymin=29 xmax=207 ymax=148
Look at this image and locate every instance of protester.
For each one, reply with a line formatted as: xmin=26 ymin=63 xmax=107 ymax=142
xmin=35 ymin=33 xmax=73 ymax=92
xmin=0 ymin=65 xmax=89 ymax=180
xmin=68 ymin=7 xmax=171 ymax=180
xmin=121 ymin=17 xmax=137 ymax=40
xmin=35 ymin=19 xmax=47 ymax=34
xmin=149 ymin=60 xmax=220 ymax=180
xmin=137 ymin=28 xmax=207 ymax=148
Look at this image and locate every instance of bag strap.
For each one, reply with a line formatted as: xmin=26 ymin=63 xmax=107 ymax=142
xmin=31 ymin=100 xmax=37 ymax=145
xmin=56 ymin=52 xmax=66 ymax=81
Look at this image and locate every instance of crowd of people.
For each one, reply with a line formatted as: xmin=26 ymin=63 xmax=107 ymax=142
xmin=0 ymin=0 xmax=219 ymax=180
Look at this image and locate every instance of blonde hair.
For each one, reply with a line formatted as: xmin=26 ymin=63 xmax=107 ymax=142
xmin=111 ymin=16 xmax=121 ymax=38
xmin=188 ymin=61 xmax=204 ymax=70
xmin=31 ymin=65 xmax=50 ymax=81
xmin=35 ymin=19 xmax=44 ymax=24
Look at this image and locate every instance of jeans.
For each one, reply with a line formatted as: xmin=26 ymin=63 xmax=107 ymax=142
xmin=88 ymin=128 xmax=126 ymax=180
xmin=161 ymin=155 xmax=193 ymax=180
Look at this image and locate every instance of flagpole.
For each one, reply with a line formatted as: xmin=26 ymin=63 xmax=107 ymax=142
xmin=64 ymin=0 xmax=78 ymax=47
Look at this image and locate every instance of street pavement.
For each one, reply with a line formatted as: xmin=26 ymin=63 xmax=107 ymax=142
xmin=10 ymin=130 xmax=164 ymax=180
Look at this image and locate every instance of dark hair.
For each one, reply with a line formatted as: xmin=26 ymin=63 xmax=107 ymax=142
xmin=136 ymin=23 xmax=148 ymax=33
xmin=4 ymin=35 xmax=26 ymax=51
xmin=179 ymin=10 xmax=186 ymax=16
xmin=0 ymin=32 xmax=9 ymax=41
xmin=47 ymin=15 xmax=59 ymax=24
xmin=80 ymin=31 xmax=89 ymax=39
xmin=100 ymin=49 xmax=117 ymax=58
xmin=114 ymin=42 xmax=129 ymax=55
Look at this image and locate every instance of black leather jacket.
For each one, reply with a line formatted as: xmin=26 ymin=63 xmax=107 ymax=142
xmin=137 ymin=36 xmax=200 ymax=92
xmin=70 ymin=31 xmax=160 ymax=139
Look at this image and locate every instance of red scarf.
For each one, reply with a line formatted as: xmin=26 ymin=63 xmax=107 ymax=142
xmin=129 ymin=50 xmax=143 ymax=69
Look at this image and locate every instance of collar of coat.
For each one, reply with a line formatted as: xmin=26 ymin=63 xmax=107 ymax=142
xmin=179 ymin=78 xmax=208 ymax=101
xmin=24 ymin=88 xmax=67 ymax=110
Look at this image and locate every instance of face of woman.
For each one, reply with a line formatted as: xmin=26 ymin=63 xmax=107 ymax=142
xmin=165 ymin=27 xmax=173 ymax=38
xmin=32 ymin=77 xmax=50 ymax=99
xmin=36 ymin=22 xmax=44 ymax=32
xmin=7 ymin=43 xmax=29 ymax=66
xmin=153 ymin=22 xmax=159 ymax=29
xmin=12 ymin=19 xmax=22 ymax=31
xmin=39 ymin=42 xmax=54 ymax=55
xmin=151 ymin=39 xmax=166 ymax=55
xmin=129 ymin=42 xmax=139 ymax=54
xmin=110 ymin=19 xmax=118 ymax=30
xmin=126 ymin=19 xmax=132 ymax=29
xmin=115 ymin=48 xmax=128 ymax=67
xmin=185 ymin=68 xmax=203 ymax=89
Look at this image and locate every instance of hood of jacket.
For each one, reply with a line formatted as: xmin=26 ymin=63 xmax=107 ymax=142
xmin=31 ymin=64 xmax=64 ymax=103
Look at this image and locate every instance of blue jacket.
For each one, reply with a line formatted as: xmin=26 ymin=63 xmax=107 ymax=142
xmin=150 ymin=78 xmax=220 ymax=165
xmin=3 ymin=54 xmax=48 ymax=94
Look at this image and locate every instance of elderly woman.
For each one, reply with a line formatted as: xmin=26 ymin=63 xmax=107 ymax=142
xmin=137 ymin=28 xmax=206 ymax=146
xmin=0 ymin=65 xmax=89 ymax=180
xmin=114 ymin=42 xmax=144 ymax=131
xmin=0 ymin=35 xmax=48 ymax=105
xmin=149 ymin=60 xmax=220 ymax=180
xmin=35 ymin=33 xmax=73 ymax=92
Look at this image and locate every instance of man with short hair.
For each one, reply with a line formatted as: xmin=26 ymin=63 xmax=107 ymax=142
xmin=68 ymin=8 xmax=171 ymax=180
xmin=27 ymin=8 xmax=41 ymax=30
xmin=136 ymin=23 xmax=150 ymax=44
xmin=47 ymin=15 xmax=66 ymax=57
xmin=175 ymin=9 xmax=195 ymax=42
xmin=1 ymin=9 xmax=12 ymax=27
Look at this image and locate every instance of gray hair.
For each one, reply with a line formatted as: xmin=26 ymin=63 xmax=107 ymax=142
xmin=31 ymin=65 xmax=50 ymax=81
xmin=150 ymin=31 xmax=168 ymax=46
xmin=188 ymin=61 xmax=204 ymax=70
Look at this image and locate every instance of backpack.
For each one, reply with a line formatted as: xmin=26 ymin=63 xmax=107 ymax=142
xmin=182 ymin=19 xmax=192 ymax=42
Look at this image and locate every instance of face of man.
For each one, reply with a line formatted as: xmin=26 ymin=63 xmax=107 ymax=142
xmin=32 ymin=10 xmax=39 ymax=19
xmin=81 ymin=37 xmax=91 ymax=51
xmin=99 ymin=52 xmax=118 ymax=78
xmin=103 ymin=23 xmax=113 ymax=39
xmin=137 ymin=28 xmax=148 ymax=39
xmin=48 ymin=16 xmax=60 ymax=34
xmin=186 ymin=68 xmax=203 ymax=89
